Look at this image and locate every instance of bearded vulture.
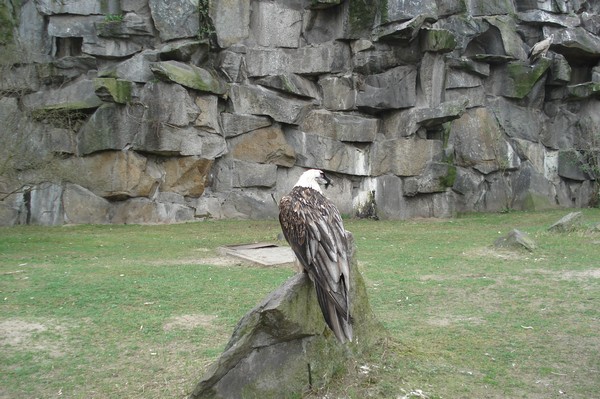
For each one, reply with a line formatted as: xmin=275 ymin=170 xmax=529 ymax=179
xmin=528 ymin=34 xmax=554 ymax=64
xmin=279 ymin=169 xmax=353 ymax=343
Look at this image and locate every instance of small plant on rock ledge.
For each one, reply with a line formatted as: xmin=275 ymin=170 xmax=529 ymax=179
xmin=198 ymin=0 xmax=216 ymax=43
xmin=104 ymin=13 xmax=124 ymax=22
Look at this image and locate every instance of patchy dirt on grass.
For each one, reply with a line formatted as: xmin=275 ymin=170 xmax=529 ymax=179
xmin=146 ymin=256 xmax=253 ymax=268
xmin=426 ymin=315 xmax=486 ymax=327
xmin=524 ymin=268 xmax=600 ymax=281
xmin=163 ymin=314 xmax=219 ymax=331
xmin=0 ymin=318 xmax=68 ymax=357
xmin=462 ymin=246 xmax=528 ymax=261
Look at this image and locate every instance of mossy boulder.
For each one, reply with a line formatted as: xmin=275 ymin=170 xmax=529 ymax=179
xmin=190 ymin=235 xmax=385 ymax=399
xmin=497 ymin=58 xmax=551 ymax=99
xmin=548 ymin=212 xmax=584 ymax=233
xmin=566 ymin=82 xmax=600 ymax=99
xmin=421 ymin=28 xmax=457 ymax=53
xmin=23 ymin=79 xmax=103 ymax=114
xmin=347 ymin=0 xmax=380 ymax=38
xmin=150 ymin=61 xmax=228 ymax=95
xmin=93 ymin=78 xmax=132 ymax=104
xmin=0 ymin=0 xmax=18 ymax=45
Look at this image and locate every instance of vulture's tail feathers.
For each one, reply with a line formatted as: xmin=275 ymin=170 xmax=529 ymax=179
xmin=314 ymin=283 xmax=353 ymax=343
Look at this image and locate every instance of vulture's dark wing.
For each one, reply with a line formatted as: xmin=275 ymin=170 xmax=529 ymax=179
xmin=279 ymin=187 xmax=352 ymax=342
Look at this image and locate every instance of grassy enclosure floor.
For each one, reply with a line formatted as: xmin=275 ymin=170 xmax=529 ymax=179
xmin=1 ymin=209 xmax=599 ymax=398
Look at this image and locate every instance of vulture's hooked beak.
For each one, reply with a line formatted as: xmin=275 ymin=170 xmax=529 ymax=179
xmin=321 ymin=173 xmax=333 ymax=189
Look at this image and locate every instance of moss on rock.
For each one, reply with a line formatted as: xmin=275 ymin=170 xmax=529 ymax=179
xmin=150 ymin=60 xmax=228 ymax=95
xmin=93 ymin=78 xmax=132 ymax=104
xmin=190 ymin=235 xmax=386 ymax=398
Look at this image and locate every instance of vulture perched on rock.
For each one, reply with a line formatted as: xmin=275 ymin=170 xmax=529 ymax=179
xmin=528 ymin=34 xmax=554 ymax=64
xmin=278 ymin=169 xmax=353 ymax=343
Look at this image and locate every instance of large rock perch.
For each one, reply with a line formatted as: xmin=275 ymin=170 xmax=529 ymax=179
xmin=189 ymin=236 xmax=383 ymax=398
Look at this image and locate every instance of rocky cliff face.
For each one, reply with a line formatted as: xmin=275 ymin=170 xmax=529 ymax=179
xmin=1 ymin=0 xmax=599 ymax=225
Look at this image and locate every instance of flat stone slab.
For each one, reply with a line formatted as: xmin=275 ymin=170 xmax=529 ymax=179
xmin=218 ymin=243 xmax=296 ymax=266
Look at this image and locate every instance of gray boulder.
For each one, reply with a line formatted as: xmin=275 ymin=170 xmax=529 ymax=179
xmin=47 ymin=15 xmax=103 ymax=38
xmin=193 ymin=95 xmax=221 ymax=134
xmin=62 ymin=183 xmax=111 ymax=224
xmin=256 ymin=74 xmax=321 ymax=100
xmin=138 ymin=81 xmax=199 ymax=127
xmin=300 ymin=109 xmax=378 ymax=142
xmin=215 ymin=189 xmax=280 ymax=219
xmin=319 ymin=75 xmax=357 ymax=111
xmin=27 ymin=182 xmax=64 ymax=226
xmin=111 ymin=197 xmax=195 ymax=224
xmin=211 ymin=0 xmax=250 ymax=48
xmin=93 ymin=78 xmax=132 ymax=104
xmin=446 ymin=57 xmax=490 ymax=77
xmin=15 ymin=1 xmax=52 ymax=56
xmin=557 ymin=150 xmax=592 ymax=181
xmin=230 ymin=160 xmax=278 ymax=189
xmin=228 ymin=125 xmax=296 ymax=167
xmin=220 ymin=113 xmax=272 ymax=138
xmin=77 ymin=104 xmax=138 ymax=155
xmin=160 ymin=157 xmax=213 ymax=197
xmin=356 ymin=66 xmax=418 ymax=110
xmin=450 ymin=107 xmax=521 ymax=175
xmin=374 ymin=14 xmax=437 ymax=42
xmin=352 ymin=41 xmax=421 ymax=75
xmin=381 ymin=101 xmax=467 ymax=138
xmin=229 ymin=84 xmax=313 ymax=124
xmin=420 ymin=28 xmax=457 ymax=53
xmin=82 ymin=36 xmax=143 ymax=58
xmin=511 ymin=162 xmax=558 ymax=210
xmin=57 ymin=151 xmax=159 ymax=200
xmin=419 ymin=52 xmax=446 ymax=107
xmin=480 ymin=172 xmax=514 ymax=212
xmin=246 ymin=41 xmax=351 ymax=76
xmin=488 ymin=97 xmax=545 ymax=142
xmin=380 ymin=0 xmax=438 ymax=23
xmin=250 ymin=1 xmax=302 ymax=48
xmin=452 ymin=166 xmax=486 ymax=211
xmin=37 ymin=0 xmax=103 ymax=15
xmin=517 ymin=10 xmax=580 ymax=28
xmin=95 ymin=13 xmax=155 ymax=38
xmin=158 ymin=40 xmax=209 ymax=64
xmin=405 ymin=162 xmax=456 ymax=195
xmin=190 ymin=238 xmax=384 ymax=398
xmin=134 ymin=124 xmax=227 ymax=158
xmin=149 ymin=0 xmax=199 ymax=41
xmin=302 ymin=3 xmax=346 ymax=44
xmin=489 ymin=59 xmax=551 ymax=99
xmin=0 ymin=64 xmax=40 ymax=94
xmin=467 ymin=0 xmax=515 ymax=17
xmin=548 ymin=211 xmax=583 ymax=232
xmin=128 ymin=82 xmax=226 ymax=158
xmin=363 ymin=175 xmax=455 ymax=219
xmin=98 ymin=50 xmax=160 ymax=83
xmin=371 ymin=138 xmax=443 ymax=177
xmin=494 ymin=229 xmax=536 ymax=251
xmin=150 ymin=61 xmax=228 ymax=95
xmin=566 ymin=82 xmax=600 ymax=100
xmin=547 ymin=26 xmax=600 ymax=59
xmin=22 ymin=79 xmax=103 ymax=113
xmin=284 ymin=129 xmax=371 ymax=176
xmin=213 ymin=158 xmax=278 ymax=192
xmin=484 ymin=15 xmax=528 ymax=60
xmin=217 ymin=47 xmax=246 ymax=83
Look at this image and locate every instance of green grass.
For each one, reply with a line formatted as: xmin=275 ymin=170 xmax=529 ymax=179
xmin=1 ymin=210 xmax=599 ymax=398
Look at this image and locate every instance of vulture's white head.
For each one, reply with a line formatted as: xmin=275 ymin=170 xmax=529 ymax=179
xmin=294 ymin=169 xmax=333 ymax=193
